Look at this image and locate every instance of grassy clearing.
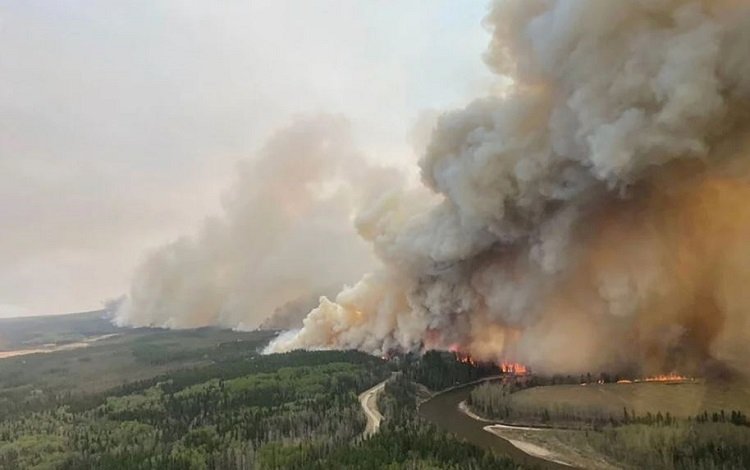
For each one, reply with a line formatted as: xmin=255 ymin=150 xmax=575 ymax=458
xmin=470 ymin=379 xmax=750 ymax=469
xmin=510 ymin=380 xmax=750 ymax=419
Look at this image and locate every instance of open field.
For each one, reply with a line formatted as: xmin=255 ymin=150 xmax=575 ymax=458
xmin=510 ymin=379 xmax=750 ymax=418
xmin=468 ymin=378 xmax=750 ymax=469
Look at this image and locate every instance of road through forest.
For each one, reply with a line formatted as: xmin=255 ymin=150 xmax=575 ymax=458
xmin=359 ymin=378 xmax=388 ymax=437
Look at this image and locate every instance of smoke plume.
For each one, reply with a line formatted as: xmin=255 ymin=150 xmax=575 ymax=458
xmin=267 ymin=0 xmax=750 ymax=375
xmin=116 ymin=116 xmax=393 ymax=329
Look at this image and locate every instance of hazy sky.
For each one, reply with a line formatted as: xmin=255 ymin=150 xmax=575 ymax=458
xmin=0 ymin=1 xmax=493 ymax=317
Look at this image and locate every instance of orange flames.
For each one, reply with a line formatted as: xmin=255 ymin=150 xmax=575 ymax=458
xmin=454 ymin=350 xmax=477 ymax=366
xmin=450 ymin=344 xmax=478 ymax=366
xmin=451 ymin=350 xmax=529 ymax=376
xmin=596 ymin=373 xmax=695 ymax=385
xmin=500 ymin=361 xmax=528 ymax=376
xmin=639 ymin=373 xmax=692 ymax=383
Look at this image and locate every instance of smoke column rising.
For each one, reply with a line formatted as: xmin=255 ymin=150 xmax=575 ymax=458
xmin=116 ymin=116 xmax=395 ymax=330
xmin=267 ymin=0 xmax=750 ymax=375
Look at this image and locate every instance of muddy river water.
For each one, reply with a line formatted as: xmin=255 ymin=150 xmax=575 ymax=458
xmin=418 ymin=382 xmax=571 ymax=469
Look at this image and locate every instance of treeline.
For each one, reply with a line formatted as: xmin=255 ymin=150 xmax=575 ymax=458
xmin=469 ymin=381 xmax=750 ymax=469
xmin=589 ymin=422 xmax=750 ymax=470
xmin=469 ymin=381 xmax=625 ymax=427
xmin=401 ymin=351 xmax=500 ymax=391
xmin=470 ymin=382 xmax=750 ymax=430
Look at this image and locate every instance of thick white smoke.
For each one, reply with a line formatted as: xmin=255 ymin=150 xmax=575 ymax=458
xmin=268 ymin=0 xmax=750 ymax=375
xmin=116 ymin=116 xmax=398 ymax=329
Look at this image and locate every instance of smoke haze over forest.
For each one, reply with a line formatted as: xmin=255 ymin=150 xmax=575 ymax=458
xmin=7 ymin=0 xmax=750 ymax=377
xmin=260 ymin=0 xmax=750 ymax=377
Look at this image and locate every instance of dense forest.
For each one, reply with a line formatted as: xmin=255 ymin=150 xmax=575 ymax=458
xmin=8 ymin=322 xmax=748 ymax=469
xmin=0 ymin=350 xmax=388 ymax=469
xmin=316 ymin=373 xmax=518 ymax=470
xmin=401 ymin=351 xmax=501 ymax=391
xmin=0 ymin=328 xmax=519 ymax=470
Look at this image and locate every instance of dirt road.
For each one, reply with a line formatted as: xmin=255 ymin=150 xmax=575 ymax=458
xmin=359 ymin=378 xmax=388 ymax=437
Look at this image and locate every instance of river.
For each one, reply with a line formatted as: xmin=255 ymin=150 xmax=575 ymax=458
xmin=418 ymin=382 xmax=571 ymax=469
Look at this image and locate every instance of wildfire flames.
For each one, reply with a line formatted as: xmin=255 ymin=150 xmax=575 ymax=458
xmin=454 ymin=351 xmax=477 ymax=367
xmin=640 ymin=373 xmax=693 ymax=383
xmin=449 ymin=341 xmax=696 ymax=382
xmin=500 ymin=362 xmax=528 ymax=376
xmin=451 ymin=348 xmax=528 ymax=376
xmin=615 ymin=373 xmax=694 ymax=384
xmin=608 ymin=374 xmax=695 ymax=385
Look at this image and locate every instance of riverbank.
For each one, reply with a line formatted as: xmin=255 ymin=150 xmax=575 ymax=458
xmin=484 ymin=426 xmax=571 ymax=466
xmin=459 ymin=399 xmax=623 ymax=469
xmin=457 ymin=400 xmax=575 ymax=467
xmin=418 ymin=380 xmax=571 ymax=469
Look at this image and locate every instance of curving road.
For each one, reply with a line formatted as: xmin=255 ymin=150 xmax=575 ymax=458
xmin=359 ymin=378 xmax=388 ymax=437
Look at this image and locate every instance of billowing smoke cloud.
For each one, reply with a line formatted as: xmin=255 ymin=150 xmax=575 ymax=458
xmin=268 ymin=0 xmax=750 ymax=375
xmin=116 ymin=116 xmax=398 ymax=329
